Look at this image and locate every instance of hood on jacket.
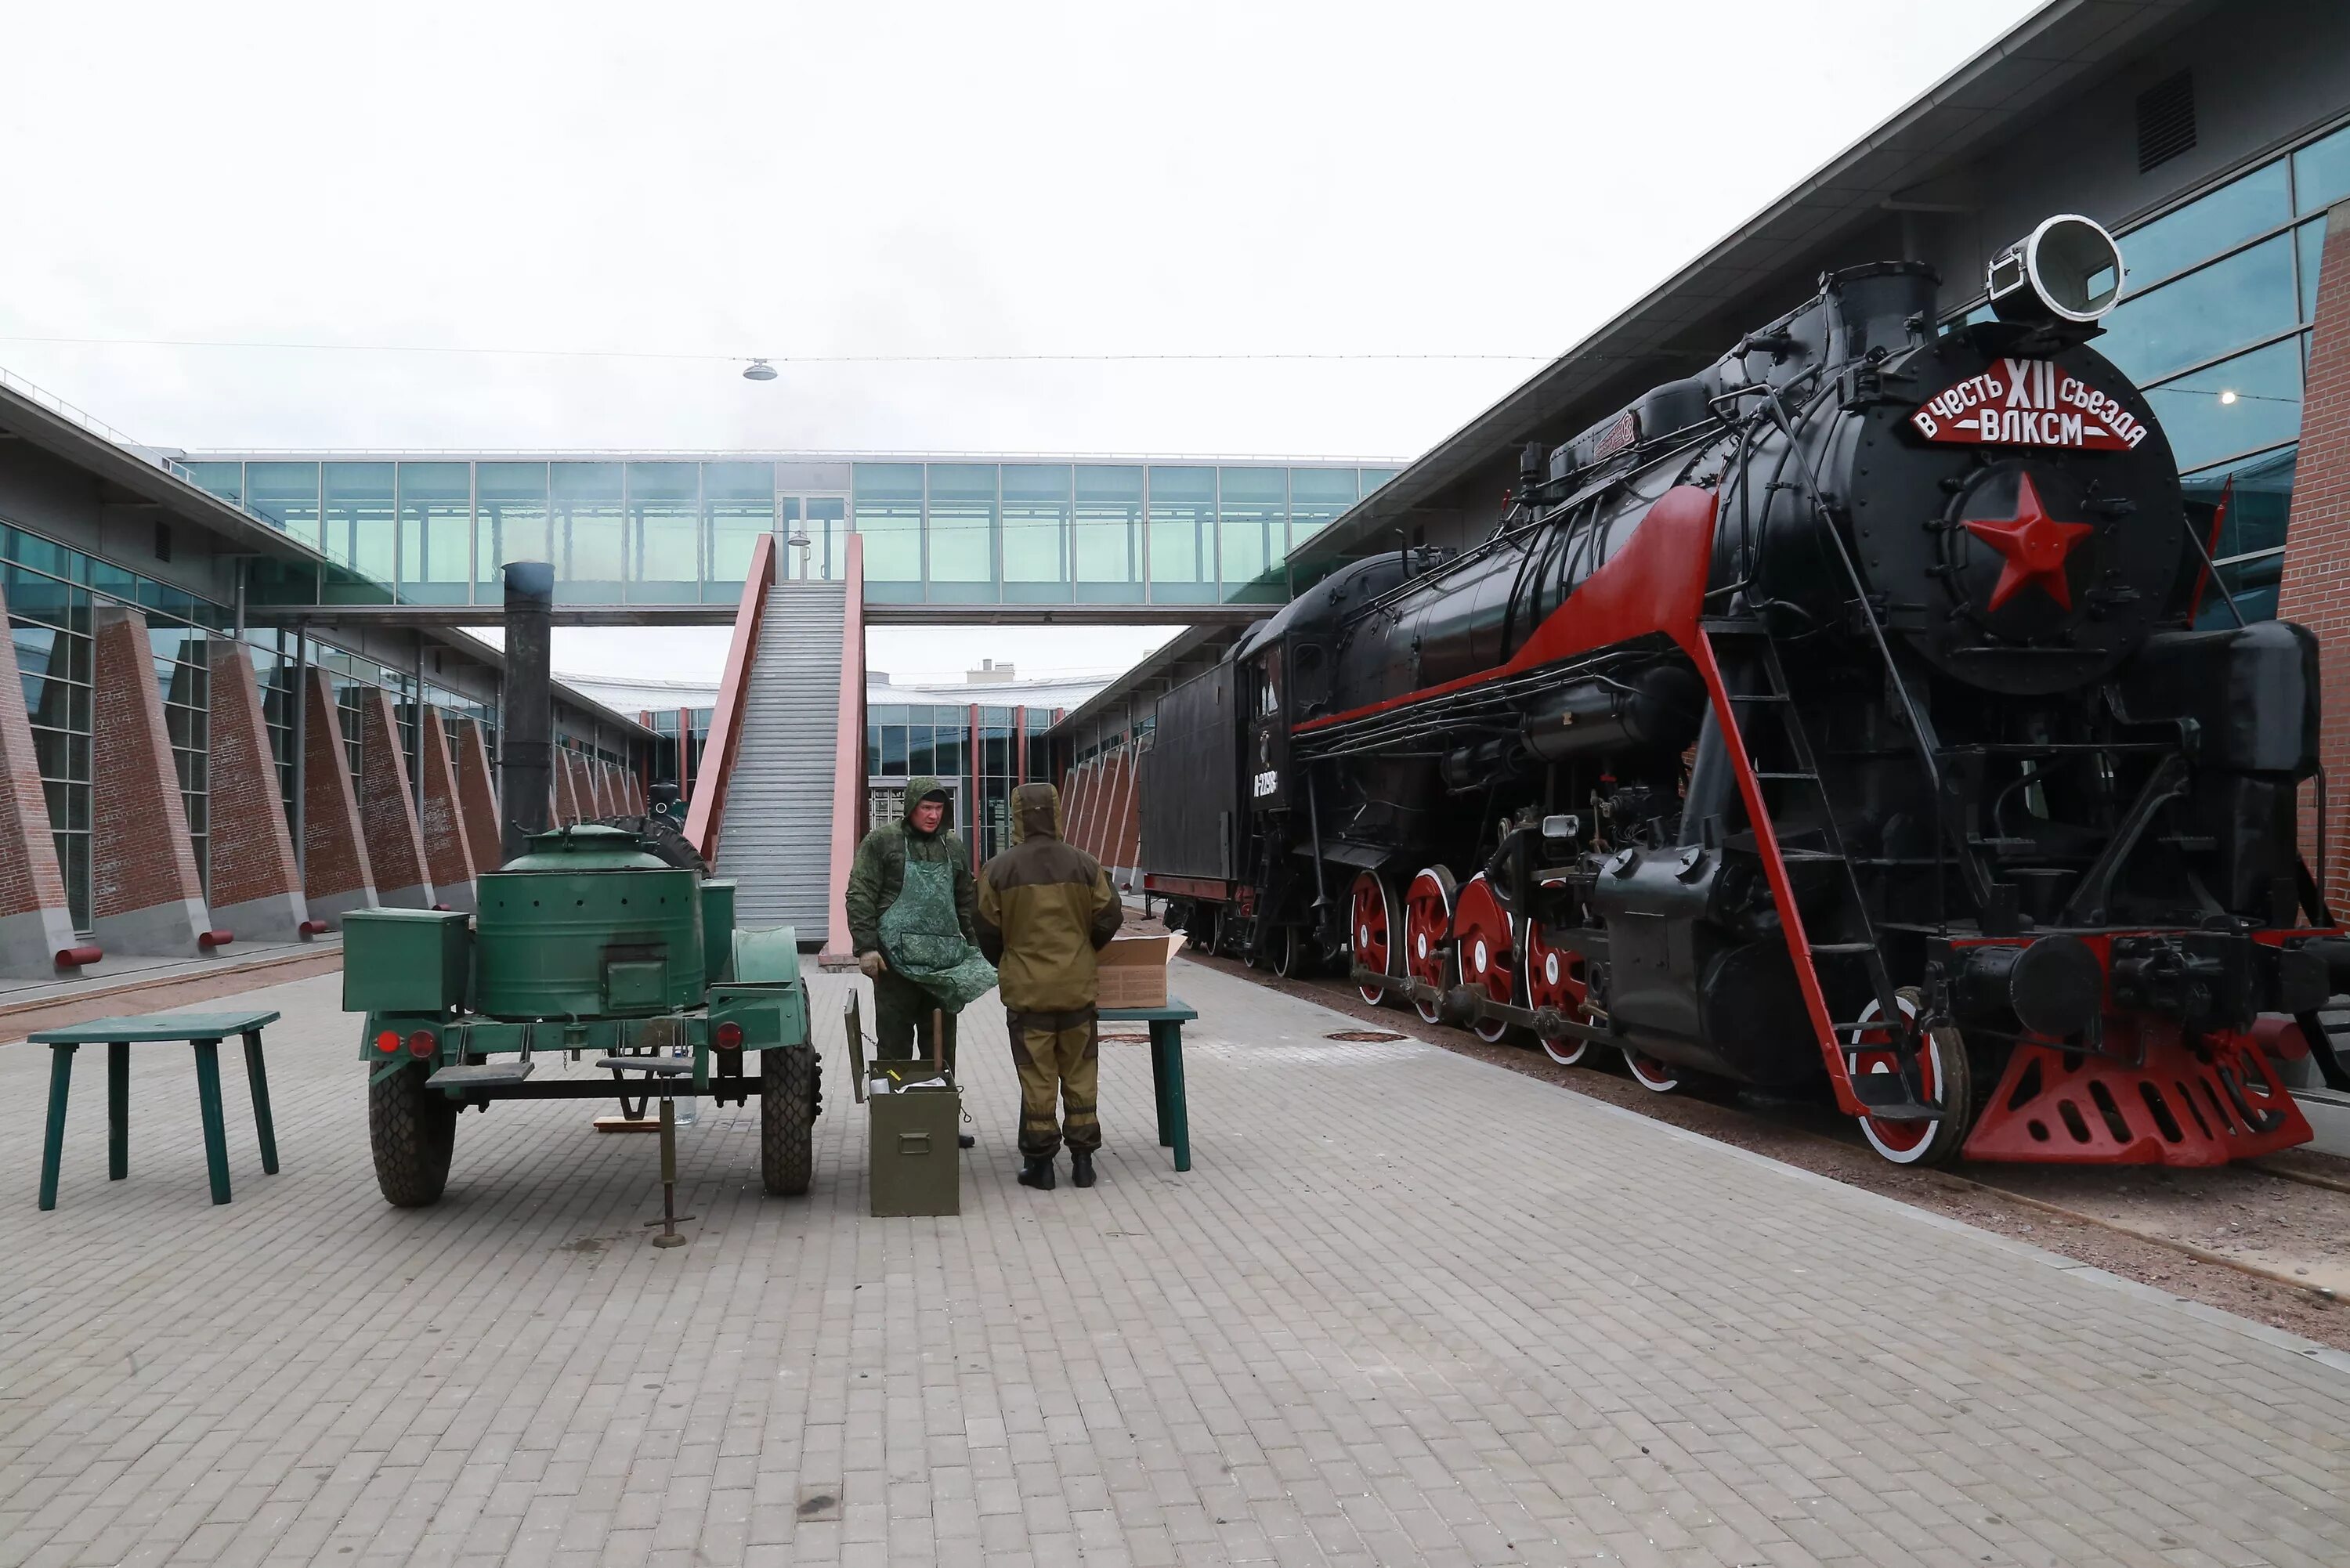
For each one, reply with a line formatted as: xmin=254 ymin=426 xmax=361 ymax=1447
xmin=902 ymin=775 xmax=949 ymax=836
xmin=1009 ymin=782 xmax=1061 ymax=844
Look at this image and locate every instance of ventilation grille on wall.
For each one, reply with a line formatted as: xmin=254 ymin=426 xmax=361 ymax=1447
xmin=2136 ymin=70 xmax=2196 ymax=172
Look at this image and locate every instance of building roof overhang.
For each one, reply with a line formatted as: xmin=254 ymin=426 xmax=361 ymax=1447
xmin=1289 ymin=0 xmax=2208 ymax=571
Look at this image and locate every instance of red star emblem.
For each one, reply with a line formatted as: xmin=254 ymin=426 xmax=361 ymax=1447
xmin=1963 ymin=473 xmax=2094 ymax=612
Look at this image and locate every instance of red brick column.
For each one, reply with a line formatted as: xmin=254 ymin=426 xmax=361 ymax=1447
xmin=2278 ymin=199 xmax=2350 ymax=909
xmin=90 ymin=607 xmax=214 ymax=956
xmin=301 ymin=667 xmax=376 ymax=926
xmin=356 ymin=688 xmax=433 ymax=908
xmin=416 ymin=708 xmax=477 ymax=912
xmin=454 ymin=718 xmax=503 ymax=873
xmin=587 ymin=757 xmax=613 ymax=818
xmin=556 ymin=748 xmax=583 ymax=826
xmin=204 ymin=641 xmax=311 ymax=941
xmin=0 ymin=583 xmax=88 ymax=975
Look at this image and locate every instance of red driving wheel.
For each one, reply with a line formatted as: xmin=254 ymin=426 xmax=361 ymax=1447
xmin=1402 ymin=866 xmax=1458 ymax=1026
xmin=1349 ymin=870 xmax=1396 ymax=1006
xmin=1522 ymin=909 xmax=1590 ymax=1067
xmin=1452 ymin=873 xmax=1517 ymax=1043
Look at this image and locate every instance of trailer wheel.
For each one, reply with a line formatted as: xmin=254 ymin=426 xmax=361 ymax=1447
xmin=369 ymin=1061 xmax=457 ymax=1208
xmin=761 ymin=1045 xmax=816 ymax=1197
xmin=1848 ymin=991 xmax=1976 ymax=1167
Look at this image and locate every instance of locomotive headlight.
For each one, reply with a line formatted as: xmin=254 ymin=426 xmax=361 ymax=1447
xmin=1987 ymin=215 xmax=2124 ymax=326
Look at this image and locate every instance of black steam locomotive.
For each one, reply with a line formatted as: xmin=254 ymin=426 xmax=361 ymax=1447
xmin=1141 ymin=216 xmax=2348 ymax=1167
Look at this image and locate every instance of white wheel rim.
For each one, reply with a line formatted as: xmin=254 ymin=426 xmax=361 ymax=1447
xmin=1626 ymin=1050 xmax=1678 ymax=1092
xmin=1353 ymin=873 xmax=1392 ymax=1005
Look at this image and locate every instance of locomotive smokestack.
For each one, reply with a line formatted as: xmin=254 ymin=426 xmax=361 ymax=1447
xmin=501 ymin=560 xmax=555 ymax=864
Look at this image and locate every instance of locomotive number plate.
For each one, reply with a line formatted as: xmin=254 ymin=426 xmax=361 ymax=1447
xmin=1910 ymin=357 xmax=2148 ymax=451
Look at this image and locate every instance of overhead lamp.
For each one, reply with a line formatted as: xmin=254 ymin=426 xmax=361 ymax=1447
xmin=2218 ymin=389 xmax=2239 ymax=405
xmin=743 ymin=359 xmax=778 ymax=381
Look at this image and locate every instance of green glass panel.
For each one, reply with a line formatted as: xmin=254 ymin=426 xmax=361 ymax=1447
xmin=627 ymin=461 xmax=699 ymax=603
xmin=2183 ymin=446 xmax=2294 ymax=562
xmin=477 ymin=462 xmax=551 ymax=585
xmin=927 ymin=464 xmax=996 ymax=589
xmin=855 ymin=497 xmax=921 ymax=583
xmin=1361 ymin=468 xmax=1401 ymax=493
xmin=2100 ymin=235 xmax=2297 ymax=383
xmin=248 ymin=462 xmax=322 ymax=551
xmin=2121 ymin=162 xmax=2290 ymax=291
xmin=703 ymin=460 xmax=773 ymax=593
xmin=1148 ymin=466 xmax=1214 ymax=600
xmin=551 ymin=462 xmax=624 ymax=600
xmin=1074 ymin=466 xmax=1144 ymax=598
xmin=2294 ymin=122 xmax=2350 ymax=215
xmin=184 ymin=463 xmax=243 ymax=505
xmin=397 ymin=462 xmax=472 ymax=603
xmin=322 ymin=463 xmax=392 ymax=583
xmin=2300 ymin=218 xmax=2326 ymax=323
xmin=1002 ymin=464 xmax=1070 ymax=587
xmin=2146 ymin=337 xmax=2304 ymax=472
xmin=1287 ymin=467 xmax=1358 ymax=551
xmin=1217 ymin=467 xmax=1285 ymax=600
xmin=854 ymin=463 xmax=924 ymax=500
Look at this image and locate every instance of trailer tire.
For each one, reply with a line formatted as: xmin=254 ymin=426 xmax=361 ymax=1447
xmin=761 ymin=1045 xmax=816 ymax=1197
xmin=369 ymin=1062 xmax=457 ymax=1208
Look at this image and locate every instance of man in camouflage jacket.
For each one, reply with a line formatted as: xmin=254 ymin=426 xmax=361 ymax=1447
xmin=844 ymin=775 xmax=978 ymax=1101
xmin=977 ymin=782 xmax=1123 ymax=1190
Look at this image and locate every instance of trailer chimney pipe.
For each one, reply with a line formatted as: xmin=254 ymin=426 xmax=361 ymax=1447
xmin=501 ymin=561 xmax=555 ymax=862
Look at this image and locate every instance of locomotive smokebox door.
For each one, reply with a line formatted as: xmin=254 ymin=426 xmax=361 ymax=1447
xmin=1249 ymin=641 xmax=1289 ymax=809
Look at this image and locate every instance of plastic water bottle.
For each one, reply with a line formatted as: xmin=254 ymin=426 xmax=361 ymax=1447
xmin=672 ymin=1045 xmax=697 ymax=1127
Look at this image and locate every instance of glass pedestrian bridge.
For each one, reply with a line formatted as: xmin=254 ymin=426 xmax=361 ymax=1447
xmin=179 ymin=453 xmax=1401 ymax=622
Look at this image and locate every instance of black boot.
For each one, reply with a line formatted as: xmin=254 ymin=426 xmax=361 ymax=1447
xmin=1018 ymin=1156 xmax=1056 ymax=1190
xmin=1071 ymin=1151 xmax=1095 ymax=1188
xmin=958 ymin=1133 xmax=975 ymax=1149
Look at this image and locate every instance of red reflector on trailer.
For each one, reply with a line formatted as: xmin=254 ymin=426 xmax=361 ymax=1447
xmin=407 ymin=1030 xmax=437 ymax=1058
xmin=714 ymin=1021 xmax=743 ymax=1050
xmin=374 ymin=1030 xmax=401 ymax=1053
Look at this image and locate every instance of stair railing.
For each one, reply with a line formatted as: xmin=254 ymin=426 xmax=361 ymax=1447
xmin=683 ymin=530 xmax=777 ymax=862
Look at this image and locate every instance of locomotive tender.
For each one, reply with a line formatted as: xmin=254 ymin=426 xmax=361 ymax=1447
xmin=1142 ymin=216 xmax=2350 ymax=1168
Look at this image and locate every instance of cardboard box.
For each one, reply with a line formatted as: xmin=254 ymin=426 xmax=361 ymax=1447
xmin=1096 ymin=932 xmax=1184 ymax=1010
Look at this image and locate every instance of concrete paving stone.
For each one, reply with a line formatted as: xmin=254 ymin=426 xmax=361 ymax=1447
xmin=7 ymin=966 xmax=2350 ymax=1566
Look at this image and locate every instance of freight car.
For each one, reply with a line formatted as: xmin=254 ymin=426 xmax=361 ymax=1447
xmin=1141 ymin=216 xmax=2350 ymax=1168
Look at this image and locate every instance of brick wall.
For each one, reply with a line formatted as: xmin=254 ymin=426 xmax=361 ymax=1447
xmin=416 ymin=707 xmax=476 ymax=901
xmin=556 ymin=749 xmax=583 ymax=826
xmin=453 ymin=717 xmax=503 ymax=873
xmin=2276 ymin=199 xmax=2350 ymax=907
xmin=301 ymin=667 xmax=375 ymax=921
xmin=89 ymin=606 xmax=208 ymax=947
xmin=203 ymin=641 xmax=305 ymax=916
xmin=0 ymin=581 xmax=81 ymax=970
xmin=354 ymin=688 xmax=432 ymax=905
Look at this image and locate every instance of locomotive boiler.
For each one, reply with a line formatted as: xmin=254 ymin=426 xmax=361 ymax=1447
xmin=1141 ymin=216 xmax=2347 ymax=1168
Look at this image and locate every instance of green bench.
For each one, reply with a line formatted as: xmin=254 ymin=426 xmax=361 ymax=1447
xmin=1100 ymin=997 xmax=1196 ymax=1172
xmin=26 ymin=1010 xmax=283 ymax=1209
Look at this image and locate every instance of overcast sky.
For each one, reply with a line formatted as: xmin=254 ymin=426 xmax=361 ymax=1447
xmin=1 ymin=0 xmax=2042 ymax=682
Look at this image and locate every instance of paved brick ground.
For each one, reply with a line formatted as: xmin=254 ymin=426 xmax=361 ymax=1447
xmin=2 ymin=959 xmax=2347 ymax=1568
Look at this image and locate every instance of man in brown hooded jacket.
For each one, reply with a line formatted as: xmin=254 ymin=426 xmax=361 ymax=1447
xmin=976 ymin=782 xmax=1122 ymax=1189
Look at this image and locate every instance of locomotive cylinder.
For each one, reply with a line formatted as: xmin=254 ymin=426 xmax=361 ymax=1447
xmin=1520 ymin=666 xmax=1705 ymax=765
xmin=1954 ymin=936 xmax=2104 ymax=1039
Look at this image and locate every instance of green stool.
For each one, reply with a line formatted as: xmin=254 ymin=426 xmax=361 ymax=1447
xmin=26 ymin=1010 xmax=283 ymax=1209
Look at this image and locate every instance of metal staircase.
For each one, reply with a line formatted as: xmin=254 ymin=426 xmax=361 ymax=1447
xmin=714 ymin=580 xmax=851 ymax=933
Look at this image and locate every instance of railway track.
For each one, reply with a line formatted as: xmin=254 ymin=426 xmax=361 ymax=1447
xmin=1166 ymin=938 xmax=2350 ymax=1352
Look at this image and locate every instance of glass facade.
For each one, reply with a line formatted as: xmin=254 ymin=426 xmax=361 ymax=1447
xmin=2064 ymin=115 xmax=2346 ymax=624
xmin=865 ymin=703 xmax=1062 ymax=865
xmin=1 ymin=517 xmax=519 ymax=933
xmin=188 ymin=457 xmax=1402 ymax=610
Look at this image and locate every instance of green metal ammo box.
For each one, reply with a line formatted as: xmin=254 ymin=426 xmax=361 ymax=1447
xmin=866 ymin=1064 xmax=961 ymax=1217
xmin=342 ymin=909 xmax=472 ymax=1015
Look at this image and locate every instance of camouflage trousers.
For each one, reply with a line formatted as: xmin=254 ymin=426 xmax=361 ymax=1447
xmin=1006 ymin=1007 xmax=1100 ymax=1158
xmin=874 ymin=969 xmax=957 ymax=1076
